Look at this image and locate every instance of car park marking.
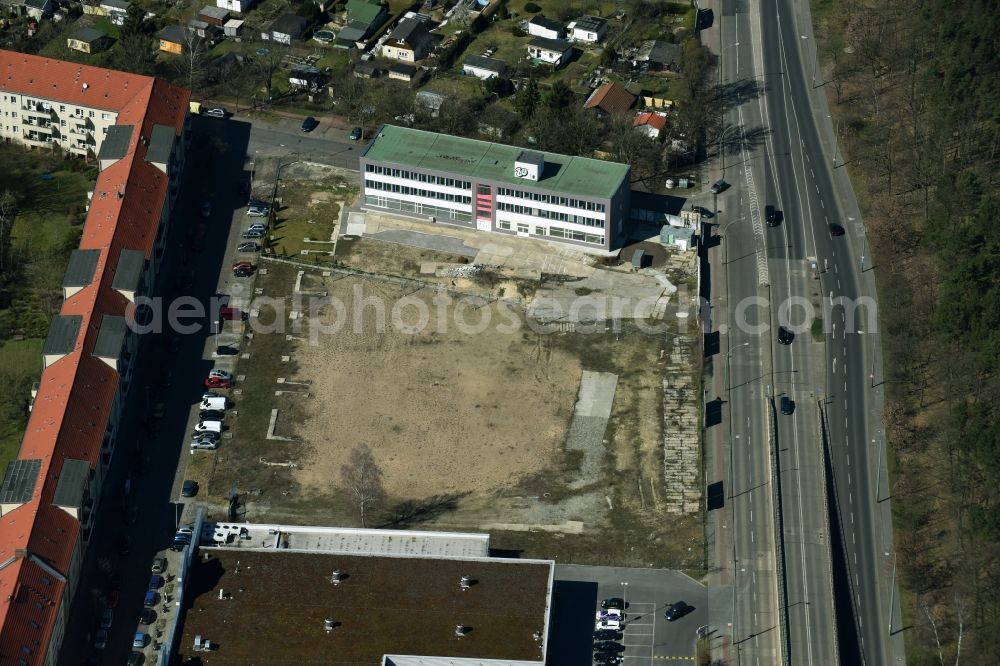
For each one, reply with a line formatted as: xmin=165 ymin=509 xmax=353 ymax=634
xmin=651 ymin=656 xmax=696 ymax=661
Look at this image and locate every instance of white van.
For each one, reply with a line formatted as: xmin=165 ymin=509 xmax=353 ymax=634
xmin=193 ymin=420 xmax=223 ymax=433
xmin=200 ymin=396 xmax=228 ymax=411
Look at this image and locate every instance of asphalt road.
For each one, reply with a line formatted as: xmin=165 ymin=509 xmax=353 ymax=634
xmin=710 ymin=0 xmax=906 ymax=663
xmin=242 ymin=114 xmax=366 ymax=169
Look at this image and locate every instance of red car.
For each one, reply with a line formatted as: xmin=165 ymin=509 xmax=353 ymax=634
xmin=220 ymin=306 xmax=248 ymax=321
xmin=204 ymin=376 xmax=233 ymax=389
xmin=232 ymin=261 xmax=255 ymax=277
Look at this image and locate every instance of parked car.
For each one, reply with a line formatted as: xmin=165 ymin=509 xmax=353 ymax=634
xmin=190 ymin=439 xmax=218 ymax=451
xmin=199 ymin=409 xmax=225 ymax=421
xmin=193 ymin=420 xmax=223 ymax=433
xmin=593 ymin=629 xmax=623 ymax=640
xmin=191 ymin=431 xmax=221 ymax=443
xmin=594 ymin=642 xmax=626 ymax=653
xmin=246 ymin=223 xmax=267 ymax=234
xmin=237 ymin=242 xmax=260 ymax=253
xmin=601 ymin=598 xmax=626 ymax=610
xmin=242 ymin=227 xmax=265 ymax=239
xmin=100 ymin=608 xmax=114 ymax=629
xmin=594 ymin=654 xmax=624 ymax=665
xmin=139 ymin=608 xmax=156 ymax=625
xmin=151 ymin=557 xmax=167 ymax=574
xmin=248 ymin=198 xmax=271 ymax=209
xmin=691 ymin=205 xmax=714 ymax=218
xmin=94 ymin=629 xmax=109 ymax=650
xmin=350 ymin=126 xmax=362 ymax=141
xmin=200 ymin=201 xmax=212 ymax=218
xmin=777 ymin=326 xmax=794 ymax=345
xmin=182 ymin=480 xmax=199 ymax=497
xmin=132 ymin=633 xmax=148 ymax=649
xmin=664 ymin=600 xmax=693 ymax=621
xmin=710 ymin=179 xmax=729 ymax=194
xmin=203 ymin=107 xmax=227 ymax=118
xmin=143 ymin=590 xmax=157 ymax=608
xmin=127 ymin=652 xmax=145 ymax=666
xmin=220 ymin=306 xmax=248 ymax=321
xmin=247 ymin=206 xmax=270 ymax=217
xmin=149 ymin=574 xmax=164 ymax=590
xmin=204 ymin=376 xmax=232 ymax=388
xmin=232 ymin=261 xmax=256 ymax=277
xmin=176 ymin=525 xmax=194 ymax=536
xmin=301 ymin=116 xmax=319 ymax=132
xmin=208 ymin=369 xmax=233 ymax=381
xmin=105 ymin=589 xmax=120 ymax=609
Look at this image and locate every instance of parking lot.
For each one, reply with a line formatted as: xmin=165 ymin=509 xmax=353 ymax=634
xmin=548 ymin=564 xmax=709 ymax=666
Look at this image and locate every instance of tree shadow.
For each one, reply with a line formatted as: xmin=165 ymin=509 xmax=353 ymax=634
xmin=714 ymin=78 xmax=767 ymax=112
xmin=379 ymin=492 xmax=468 ymax=529
xmin=714 ymin=123 xmax=772 ymax=160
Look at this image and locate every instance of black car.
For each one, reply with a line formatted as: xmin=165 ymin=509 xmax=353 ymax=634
xmin=233 ymin=265 xmax=255 ymax=277
xmin=664 ymin=600 xmax=693 ymax=621
xmin=350 ymin=126 xmax=363 ymax=141
xmin=181 ymin=480 xmax=198 ymax=497
xmin=765 ymin=205 xmax=781 ymax=227
xmin=139 ymin=608 xmax=156 ymax=626
xmin=199 ymin=410 xmax=225 ymax=421
xmin=710 ymin=179 xmax=729 ymax=194
xmin=829 ymin=223 xmax=846 ymax=236
xmin=600 ymin=597 xmax=626 ymax=610
xmin=594 ymin=655 xmax=624 ymax=665
xmin=594 ymin=642 xmax=626 ymax=653
xmin=127 ymin=652 xmax=145 ymax=666
xmin=301 ymin=116 xmax=319 ymax=132
xmin=780 ymin=396 xmax=795 ymax=415
xmin=593 ymin=629 xmax=623 ymax=641
xmin=777 ymin=326 xmax=794 ymax=345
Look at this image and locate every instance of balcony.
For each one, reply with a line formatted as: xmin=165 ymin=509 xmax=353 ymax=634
xmin=68 ymin=123 xmax=90 ymax=136
xmin=69 ymin=144 xmax=90 ymax=157
xmin=22 ymin=133 xmax=50 ymax=148
xmin=22 ymin=104 xmax=55 ymax=119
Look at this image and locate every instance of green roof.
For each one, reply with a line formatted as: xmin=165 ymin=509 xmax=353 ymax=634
xmin=363 ymin=124 xmax=630 ymax=199
xmin=346 ymin=0 xmax=384 ymax=26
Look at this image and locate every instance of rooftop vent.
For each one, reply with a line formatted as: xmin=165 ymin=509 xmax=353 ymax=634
xmin=460 ymin=575 xmax=472 ymax=590
xmin=323 ymin=618 xmax=335 ymax=633
xmin=82 ymin=83 xmax=89 ymax=90
xmin=455 ymin=624 xmax=467 ymax=637
xmin=329 ymin=569 xmax=344 ymax=585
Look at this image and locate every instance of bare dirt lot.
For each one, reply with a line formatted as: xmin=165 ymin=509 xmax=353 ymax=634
xmin=292 ymin=275 xmax=582 ymax=500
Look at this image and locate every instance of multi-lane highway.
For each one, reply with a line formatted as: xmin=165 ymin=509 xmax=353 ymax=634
xmin=707 ymin=0 xmax=905 ymax=664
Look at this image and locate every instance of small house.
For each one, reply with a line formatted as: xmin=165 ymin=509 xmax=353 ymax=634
xmin=387 ymin=63 xmax=417 ymax=82
xmin=568 ymin=15 xmax=607 ymax=43
xmin=353 ymin=60 xmax=383 ymax=79
xmin=157 ymin=25 xmax=188 ymax=54
xmin=289 ymin=65 xmax=324 ymax=90
xmin=414 ymin=90 xmax=445 ymax=117
xmin=216 ymin=0 xmax=253 ymax=13
xmin=1 ymin=0 xmax=55 ymax=20
xmin=99 ymin=0 xmax=130 ymax=25
xmin=634 ymin=39 xmax=680 ymax=72
xmin=526 ymin=37 xmax=572 ymax=68
xmin=462 ymin=55 xmax=508 ymax=80
xmin=198 ymin=5 xmax=229 ymax=26
xmin=67 ymin=27 xmax=112 ymax=53
xmin=583 ymin=82 xmax=636 ymax=116
xmin=661 ymin=226 xmax=695 ymax=252
xmin=222 ymin=18 xmax=243 ymax=38
xmin=381 ymin=16 xmax=433 ymax=62
xmin=633 ymin=112 xmax=667 ymax=139
xmin=526 ymin=15 xmax=563 ymax=40
xmin=188 ymin=18 xmax=216 ymax=39
xmin=264 ymin=13 xmax=308 ymax=44
xmin=345 ymin=0 xmax=388 ymax=39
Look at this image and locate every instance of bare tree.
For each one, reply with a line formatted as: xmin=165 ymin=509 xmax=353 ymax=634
xmin=253 ymin=46 xmax=288 ymax=106
xmin=0 ymin=189 xmax=16 ymax=275
xmin=341 ymin=444 xmax=385 ymax=528
xmin=175 ymin=28 xmax=208 ymax=94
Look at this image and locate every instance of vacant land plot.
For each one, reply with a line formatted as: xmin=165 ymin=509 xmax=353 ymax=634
xmin=293 ymin=275 xmax=582 ymax=499
xmin=269 ymin=177 xmax=354 ymax=261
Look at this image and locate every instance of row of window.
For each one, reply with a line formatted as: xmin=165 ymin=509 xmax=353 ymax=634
xmin=496 ymin=220 xmax=604 ymax=245
xmin=3 ymin=96 xmax=112 ymax=120
xmin=496 ymin=187 xmax=607 ymax=213
xmin=365 ymin=195 xmax=474 ymax=223
xmin=365 ymin=179 xmax=472 ymax=204
xmin=365 ymin=164 xmax=472 ymax=190
xmin=496 ymin=202 xmax=605 ymax=228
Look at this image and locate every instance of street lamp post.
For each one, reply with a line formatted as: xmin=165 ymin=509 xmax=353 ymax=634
xmin=620 ymin=581 xmax=628 ymax=615
xmin=725 ymin=342 xmax=752 ymax=393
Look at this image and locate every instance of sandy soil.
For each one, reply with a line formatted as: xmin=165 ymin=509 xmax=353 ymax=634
xmin=291 ymin=276 xmax=582 ymax=499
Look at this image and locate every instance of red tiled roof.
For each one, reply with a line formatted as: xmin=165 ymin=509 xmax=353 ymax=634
xmin=0 ymin=557 xmax=66 ymax=665
xmin=0 ymin=49 xmax=189 ymax=665
xmin=633 ymin=112 xmax=667 ymax=131
xmin=584 ymin=82 xmax=637 ymax=116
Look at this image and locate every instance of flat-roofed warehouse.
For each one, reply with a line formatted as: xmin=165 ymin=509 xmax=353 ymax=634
xmin=179 ymin=548 xmax=552 ymax=665
xmin=360 ymin=124 xmax=632 ymax=252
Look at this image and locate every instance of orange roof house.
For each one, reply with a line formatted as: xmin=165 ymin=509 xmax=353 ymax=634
xmin=0 ymin=49 xmax=189 ymax=666
xmin=583 ymin=81 xmax=637 ymax=117
xmin=633 ymin=111 xmax=667 ymax=138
